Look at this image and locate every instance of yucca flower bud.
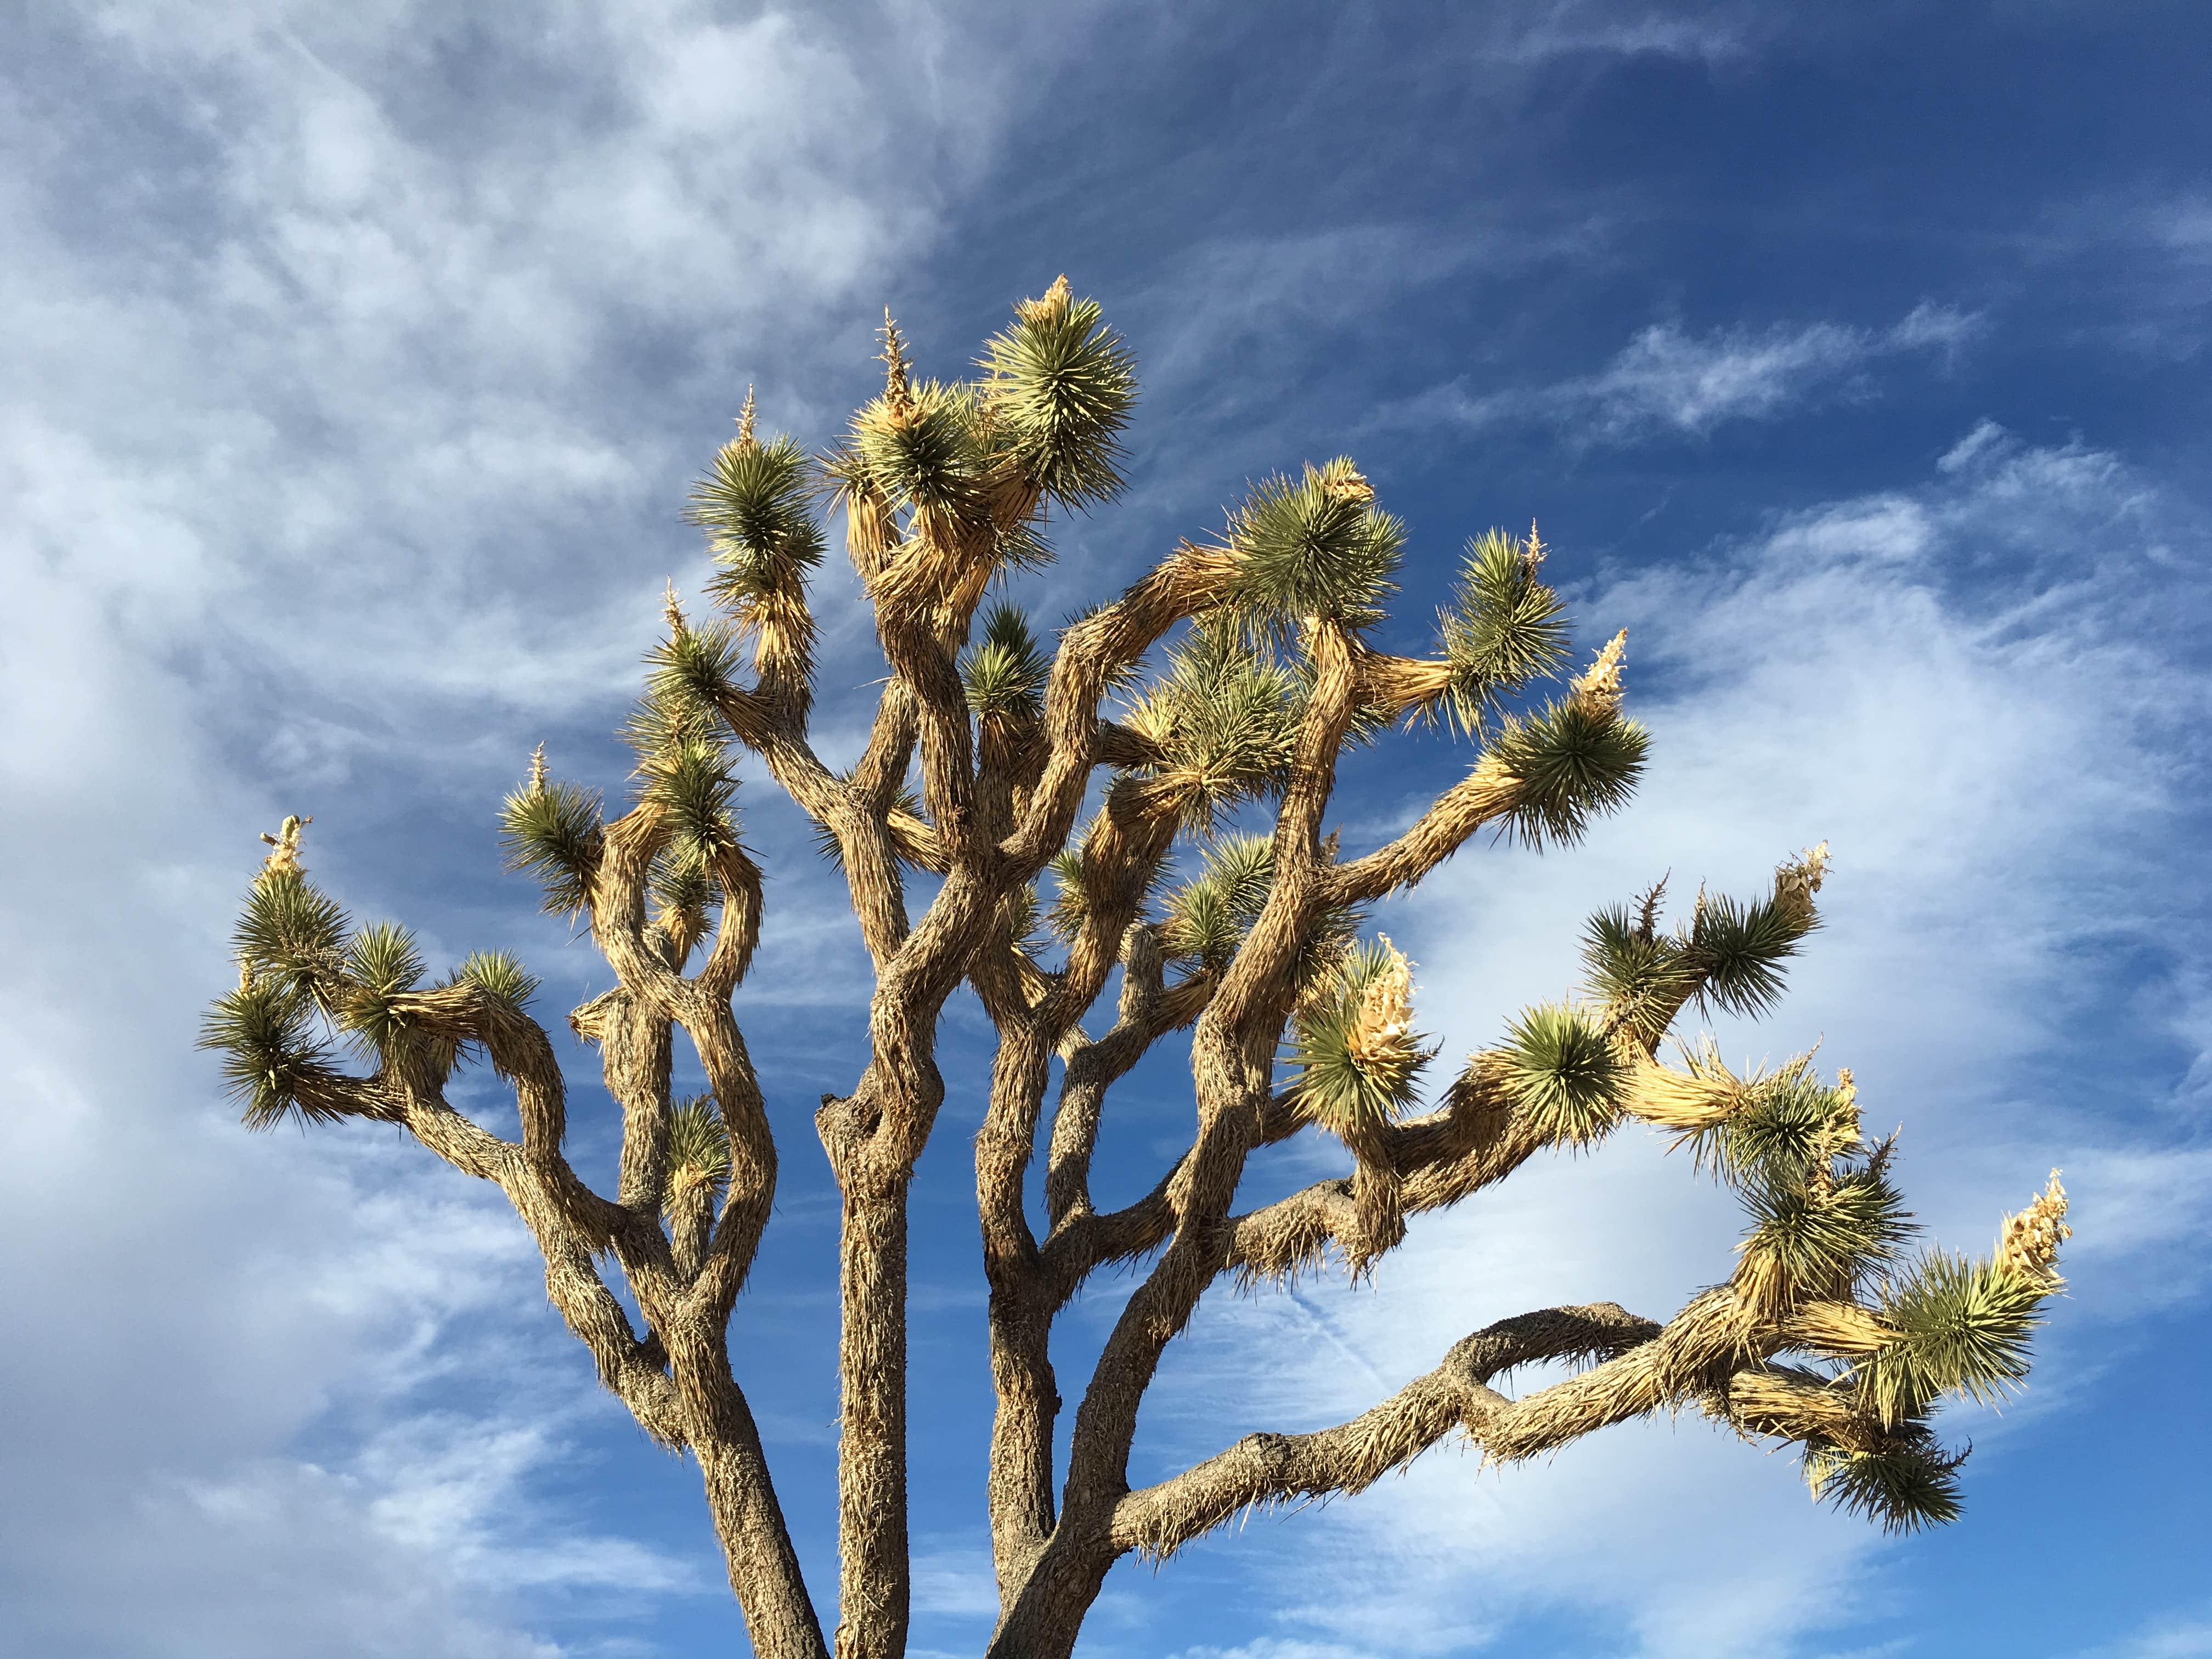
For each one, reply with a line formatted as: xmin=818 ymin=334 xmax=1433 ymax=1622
xmin=1997 ymin=1172 xmax=2071 ymax=1288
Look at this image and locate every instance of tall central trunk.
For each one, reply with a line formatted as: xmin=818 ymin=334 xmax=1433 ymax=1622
xmin=983 ymin=1530 xmax=1116 ymax=1659
xmin=692 ymin=1398 xmax=832 ymax=1659
xmin=833 ymin=1163 xmax=912 ymax=1659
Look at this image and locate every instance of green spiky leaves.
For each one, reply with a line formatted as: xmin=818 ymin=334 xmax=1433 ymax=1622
xmin=688 ymin=433 xmax=824 ymax=606
xmin=1044 ymin=848 xmax=1091 ymax=942
xmin=1438 ymin=526 xmax=1570 ymax=735
xmin=962 ymin=603 xmax=1049 ymax=720
xmin=663 ymin=1095 xmax=733 ymax=1219
xmin=1579 ymin=896 xmax=1699 ymax=1049
xmin=1737 ymin=1165 xmax=1914 ymax=1313
xmin=1486 ymin=656 xmax=1649 ymax=848
xmin=1858 ymin=1252 xmax=2046 ymax=1426
xmin=500 ymin=772 xmax=605 ymax=918
xmin=1158 ymin=833 xmax=1276 ymax=966
xmin=1680 ymin=1059 xmax=1856 ymax=1189
xmin=638 ymin=737 xmax=740 ymax=859
xmin=454 ymin=948 xmax=540 ymax=1009
xmin=636 ymin=735 xmax=743 ymax=957
xmin=980 ymin=278 xmax=1137 ymax=511
xmin=207 ymin=853 xmax=550 ymax=1127
xmin=1501 ymin=1004 xmax=1626 ymax=1146
xmin=855 ymin=379 xmax=992 ymax=520
xmin=1687 ymin=886 xmax=1819 ymax=1017
xmin=642 ymin=618 xmax=744 ymax=746
xmin=233 ymin=872 xmax=350 ymax=1008
xmin=199 ymin=977 xmax=348 ymax=1129
xmin=1286 ymin=939 xmax=1435 ymax=1137
xmin=1780 ymin=1180 xmax=2069 ymax=1532
xmin=1226 ymin=459 xmax=1406 ymax=637
xmin=1803 ymin=1434 xmax=1966 ymax=1534
xmin=1672 ymin=1058 xmax=1916 ymax=1315
xmin=1118 ymin=616 xmax=1302 ymax=833
xmin=1579 ymin=848 xmax=1827 ymax=1044
xmin=338 ymin=921 xmax=426 ymax=1057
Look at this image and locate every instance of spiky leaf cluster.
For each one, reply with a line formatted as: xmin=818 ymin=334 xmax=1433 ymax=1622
xmin=1579 ymin=895 xmax=1700 ymax=1048
xmin=1579 ymin=851 xmax=1825 ymax=1043
xmin=233 ymin=872 xmax=350 ymax=1008
xmin=1803 ymin=1433 xmax=1965 ymax=1534
xmin=1285 ymin=939 xmax=1435 ymax=1136
xmin=637 ymin=737 xmax=740 ymax=856
xmin=1437 ymin=527 xmax=1570 ymax=735
xmin=1000 ymin=883 xmax=1049 ymax=960
xmin=1043 ymin=848 xmax=1091 ymax=943
xmin=1500 ymin=1003 xmax=1626 ymax=1146
xmin=853 ymin=379 xmax=993 ymax=520
xmin=635 ymin=736 xmax=742 ymax=953
xmin=1040 ymin=804 xmax=1177 ymax=949
xmin=500 ymin=777 xmax=605 ymax=918
xmin=453 ymin=949 xmax=540 ymax=1008
xmin=198 ymin=979 xmax=346 ymax=1129
xmin=663 ymin=1095 xmax=733 ymax=1218
xmin=990 ymin=515 xmax=1057 ymax=573
xmin=962 ymin=603 xmax=1049 ymax=720
xmin=1858 ymin=1251 xmax=2045 ymax=1426
xmin=1487 ymin=696 xmax=1649 ymax=848
xmin=979 ymin=282 xmax=1137 ymax=511
xmin=1225 ymin=459 xmax=1406 ymax=637
xmin=1737 ymin=1164 xmax=1913 ymax=1312
xmin=338 ymin=922 xmax=426 ymax=1058
xmin=1657 ymin=1048 xmax=1912 ymax=1314
xmin=1776 ymin=1178 xmax=2065 ymax=1530
xmin=1119 ymin=616 xmax=1301 ymax=832
xmin=687 ymin=434 xmax=825 ymax=606
xmin=1680 ymin=1060 xmax=1853 ymax=1188
xmin=1685 ymin=886 xmax=1820 ymax=1017
xmin=641 ymin=620 xmax=743 ymax=746
xmin=1157 ymin=834 xmax=1275 ymax=966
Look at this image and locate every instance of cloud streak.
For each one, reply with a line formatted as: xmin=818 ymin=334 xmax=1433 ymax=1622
xmin=1381 ymin=303 xmax=1987 ymax=444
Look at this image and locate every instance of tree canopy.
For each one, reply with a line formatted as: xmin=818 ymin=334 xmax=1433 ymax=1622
xmin=204 ymin=277 xmax=2071 ymax=1659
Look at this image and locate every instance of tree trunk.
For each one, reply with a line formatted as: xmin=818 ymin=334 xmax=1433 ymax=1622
xmin=983 ymin=1532 xmax=1116 ymax=1659
xmin=678 ymin=1337 xmax=831 ymax=1659
xmin=831 ymin=1161 xmax=912 ymax=1659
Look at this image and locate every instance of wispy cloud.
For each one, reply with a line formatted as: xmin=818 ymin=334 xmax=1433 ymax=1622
xmin=1381 ymin=302 xmax=1987 ymax=444
xmin=910 ymin=1542 xmax=1003 ymax=1620
xmin=1474 ymin=4 xmax=1754 ymax=65
xmin=0 ymin=4 xmax=1093 ymax=1651
xmin=2075 ymin=1612 xmax=2212 ymax=1659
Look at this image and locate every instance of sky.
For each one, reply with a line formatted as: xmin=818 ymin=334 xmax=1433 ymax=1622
xmin=3 ymin=3 xmax=2209 ymax=1657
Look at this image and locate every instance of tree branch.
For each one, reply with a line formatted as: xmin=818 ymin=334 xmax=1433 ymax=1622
xmin=1002 ymin=541 xmax=1238 ymax=875
xmin=1109 ymin=1302 xmax=1661 ymax=1558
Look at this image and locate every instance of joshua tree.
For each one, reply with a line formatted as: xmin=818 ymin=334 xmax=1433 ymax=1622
xmin=202 ymin=278 xmax=2072 ymax=1659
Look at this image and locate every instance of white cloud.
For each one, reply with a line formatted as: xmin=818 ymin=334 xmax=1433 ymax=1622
xmin=1459 ymin=1 xmax=1758 ymax=64
xmin=1130 ymin=427 xmax=2211 ymax=1658
xmin=2077 ymin=1612 xmax=2212 ymax=1659
xmin=1584 ymin=317 xmax=1869 ymax=431
xmin=1574 ymin=302 xmax=1987 ymax=435
xmin=1386 ymin=302 xmax=1988 ymax=444
xmin=910 ymin=1542 xmax=1003 ymax=1620
xmin=0 ymin=3 xmax=1108 ymax=1650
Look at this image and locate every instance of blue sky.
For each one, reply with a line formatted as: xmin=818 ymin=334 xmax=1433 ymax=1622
xmin=3 ymin=4 xmax=2209 ymax=1656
